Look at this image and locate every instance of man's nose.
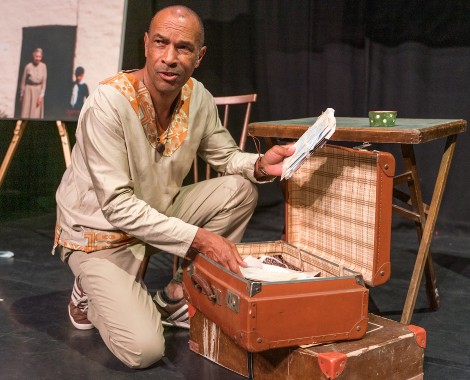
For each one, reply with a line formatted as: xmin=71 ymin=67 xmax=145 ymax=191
xmin=162 ymin=45 xmax=177 ymax=65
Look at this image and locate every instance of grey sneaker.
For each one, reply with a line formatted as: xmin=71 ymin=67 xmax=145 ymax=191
xmin=68 ymin=277 xmax=94 ymax=330
xmin=153 ymin=290 xmax=189 ymax=329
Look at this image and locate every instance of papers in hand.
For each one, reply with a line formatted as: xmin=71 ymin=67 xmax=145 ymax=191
xmin=281 ymin=108 xmax=336 ymax=180
xmin=240 ymin=256 xmax=321 ymax=282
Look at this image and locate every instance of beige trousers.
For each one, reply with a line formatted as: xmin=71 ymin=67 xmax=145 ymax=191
xmin=62 ymin=175 xmax=258 ymax=368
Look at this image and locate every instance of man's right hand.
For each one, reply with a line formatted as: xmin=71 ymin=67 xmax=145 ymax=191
xmin=189 ymin=228 xmax=247 ymax=276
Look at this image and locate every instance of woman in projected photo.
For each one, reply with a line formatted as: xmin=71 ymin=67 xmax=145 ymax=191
xmin=19 ymin=47 xmax=47 ymax=119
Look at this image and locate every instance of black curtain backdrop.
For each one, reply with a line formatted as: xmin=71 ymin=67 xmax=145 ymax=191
xmin=2 ymin=1 xmax=469 ymax=234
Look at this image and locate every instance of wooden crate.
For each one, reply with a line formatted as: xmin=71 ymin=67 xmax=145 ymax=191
xmin=189 ymin=311 xmax=425 ymax=379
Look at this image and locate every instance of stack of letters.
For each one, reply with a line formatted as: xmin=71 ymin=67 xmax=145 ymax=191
xmin=281 ymin=108 xmax=336 ymax=180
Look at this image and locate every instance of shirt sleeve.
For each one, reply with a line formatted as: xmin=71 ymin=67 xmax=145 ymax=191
xmin=196 ymin=96 xmax=274 ymax=183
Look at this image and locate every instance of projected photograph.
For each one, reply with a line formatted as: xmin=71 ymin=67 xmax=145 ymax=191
xmin=0 ymin=0 xmax=127 ymax=121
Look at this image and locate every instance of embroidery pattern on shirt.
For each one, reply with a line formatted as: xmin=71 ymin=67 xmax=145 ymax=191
xmin=54 ymin=223 xmax=136 ymax=253
xmin=101 ymin=71 xmax=193 ymax=156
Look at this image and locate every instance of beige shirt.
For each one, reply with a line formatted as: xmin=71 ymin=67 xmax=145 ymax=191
xmin=55 ymin=75 xmax=259 ymax=257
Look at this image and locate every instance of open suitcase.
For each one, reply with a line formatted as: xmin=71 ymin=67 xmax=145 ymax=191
xmin=183 ymin=144 xmax=395 ymax=352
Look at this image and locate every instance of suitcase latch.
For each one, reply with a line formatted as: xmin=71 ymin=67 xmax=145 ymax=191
xmin=353 ymin=142 xmax=371 ymax=150
xmin=212 ymin=286 xmax=222 ymax=305
xmin=226 ymin=290 xmax=240 ymax=313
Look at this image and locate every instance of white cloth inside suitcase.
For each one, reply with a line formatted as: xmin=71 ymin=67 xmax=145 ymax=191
xmin=240 ymin=255 xmax=321 ymax=282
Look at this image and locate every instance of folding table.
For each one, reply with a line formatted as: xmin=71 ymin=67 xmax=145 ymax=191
xmin=248 ymin=117 xmax=467 ymax=324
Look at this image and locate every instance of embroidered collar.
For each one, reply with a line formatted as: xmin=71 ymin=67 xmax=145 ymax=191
xmin=101 ymin=71 xmax=193 ymax=156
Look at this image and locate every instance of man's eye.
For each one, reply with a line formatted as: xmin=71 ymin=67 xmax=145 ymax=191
xmin=178 ymin=45 xmax=191 ymax=53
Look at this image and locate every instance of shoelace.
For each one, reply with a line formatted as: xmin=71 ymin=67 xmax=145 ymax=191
xmin=75 ymin=295 xmax=89 ymax=312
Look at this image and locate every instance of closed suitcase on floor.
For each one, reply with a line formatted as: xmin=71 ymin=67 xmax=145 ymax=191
xmin=183 ymin=145 xmax=395 ymax=352
xmin=189 ymin=311 xmax=425 ymax=379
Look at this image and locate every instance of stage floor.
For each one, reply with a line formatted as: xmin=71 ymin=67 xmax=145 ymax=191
xmin=1 ymin=195 xmax=469 ymax=379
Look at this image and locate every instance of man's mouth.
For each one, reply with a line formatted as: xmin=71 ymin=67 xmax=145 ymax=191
xmin=159 ymin=71 xmax=178 ymax=80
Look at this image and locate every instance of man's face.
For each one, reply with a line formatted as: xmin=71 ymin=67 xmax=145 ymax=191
xmin=144 ymin=8 xmax=206 ymax=98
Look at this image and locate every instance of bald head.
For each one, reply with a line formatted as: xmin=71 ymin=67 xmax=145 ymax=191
xmin=149 ymin=5 xmax=205 ymax=49
xmin=142 ymin=4 xmax=207 ymax=102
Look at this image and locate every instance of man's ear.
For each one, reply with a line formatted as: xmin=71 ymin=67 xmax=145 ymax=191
xmin=144 ymin=32 xmax=149 ymax=58
xmin=195 ymin=46 xmax=207 ymax=68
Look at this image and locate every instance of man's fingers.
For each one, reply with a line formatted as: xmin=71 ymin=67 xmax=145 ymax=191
xmin=236 ymin=253 xmax=247 ymax=267
xmin=230 ymin=243 xmax=247 ymax=268
xmin=234 ymin=266 xmax=244 ymax=277
xmin=227 ymin=258 xmax=244 ymax=276
xmin=192 ymin=230 xmax=247 ymax=276
xmin=270 ymin=144 xmax=295 ymax=157
xmin=220 ymin=244 xmax=246 ymax=275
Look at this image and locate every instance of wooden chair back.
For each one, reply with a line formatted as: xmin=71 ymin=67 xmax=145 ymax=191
xmin=192 ymin=93 xmax=257 ymax=182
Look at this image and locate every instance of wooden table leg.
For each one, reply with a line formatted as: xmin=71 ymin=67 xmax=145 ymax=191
xmin=0 ymin=120 xmax=28 ymax=188
xmin=400 ymin=144 xmax=440 ymax=312
xmin=401 ymin=135 xmax=457 ymax=324
xmin=56 ymin=120 xmax=72 ymax=168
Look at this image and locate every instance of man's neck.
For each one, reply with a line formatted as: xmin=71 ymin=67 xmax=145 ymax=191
xmin=152 ymin=91 xmax=182 ymax=132
xmin=134 ymin=69 xmax=179 ymax=128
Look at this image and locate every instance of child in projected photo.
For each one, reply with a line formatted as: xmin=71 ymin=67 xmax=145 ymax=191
xmin=67 ymin=66 xmax=90 ymax=119
xmin=70 ymin=66 xmax=89 ymax=110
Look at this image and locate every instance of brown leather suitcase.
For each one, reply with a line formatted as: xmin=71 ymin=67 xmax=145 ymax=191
xmin=183 ymin=145 xmax=395 ymax=352
xmin=189 ymin=311 xmax=425 ymax=379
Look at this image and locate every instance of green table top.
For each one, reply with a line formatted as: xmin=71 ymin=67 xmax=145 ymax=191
xmin=248 ymin=117 xmax=467 ymax=144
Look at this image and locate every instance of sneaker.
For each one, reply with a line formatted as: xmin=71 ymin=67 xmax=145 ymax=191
xmin=68 ymin=277 xmax=94 ymax=330
xmin=153 ymin=290 xmax=190 ymax=329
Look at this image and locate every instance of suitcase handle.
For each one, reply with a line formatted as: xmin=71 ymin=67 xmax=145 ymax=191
xmin=191 ymin=272 xmax=216 ymax=302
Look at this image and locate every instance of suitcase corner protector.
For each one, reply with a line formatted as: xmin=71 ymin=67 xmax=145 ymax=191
xmin=408 ymin=325 xmax=427 ymax=348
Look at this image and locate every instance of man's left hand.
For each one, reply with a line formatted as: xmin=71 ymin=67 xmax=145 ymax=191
xmin=256 ymin=144 xmax=295 ymax=178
